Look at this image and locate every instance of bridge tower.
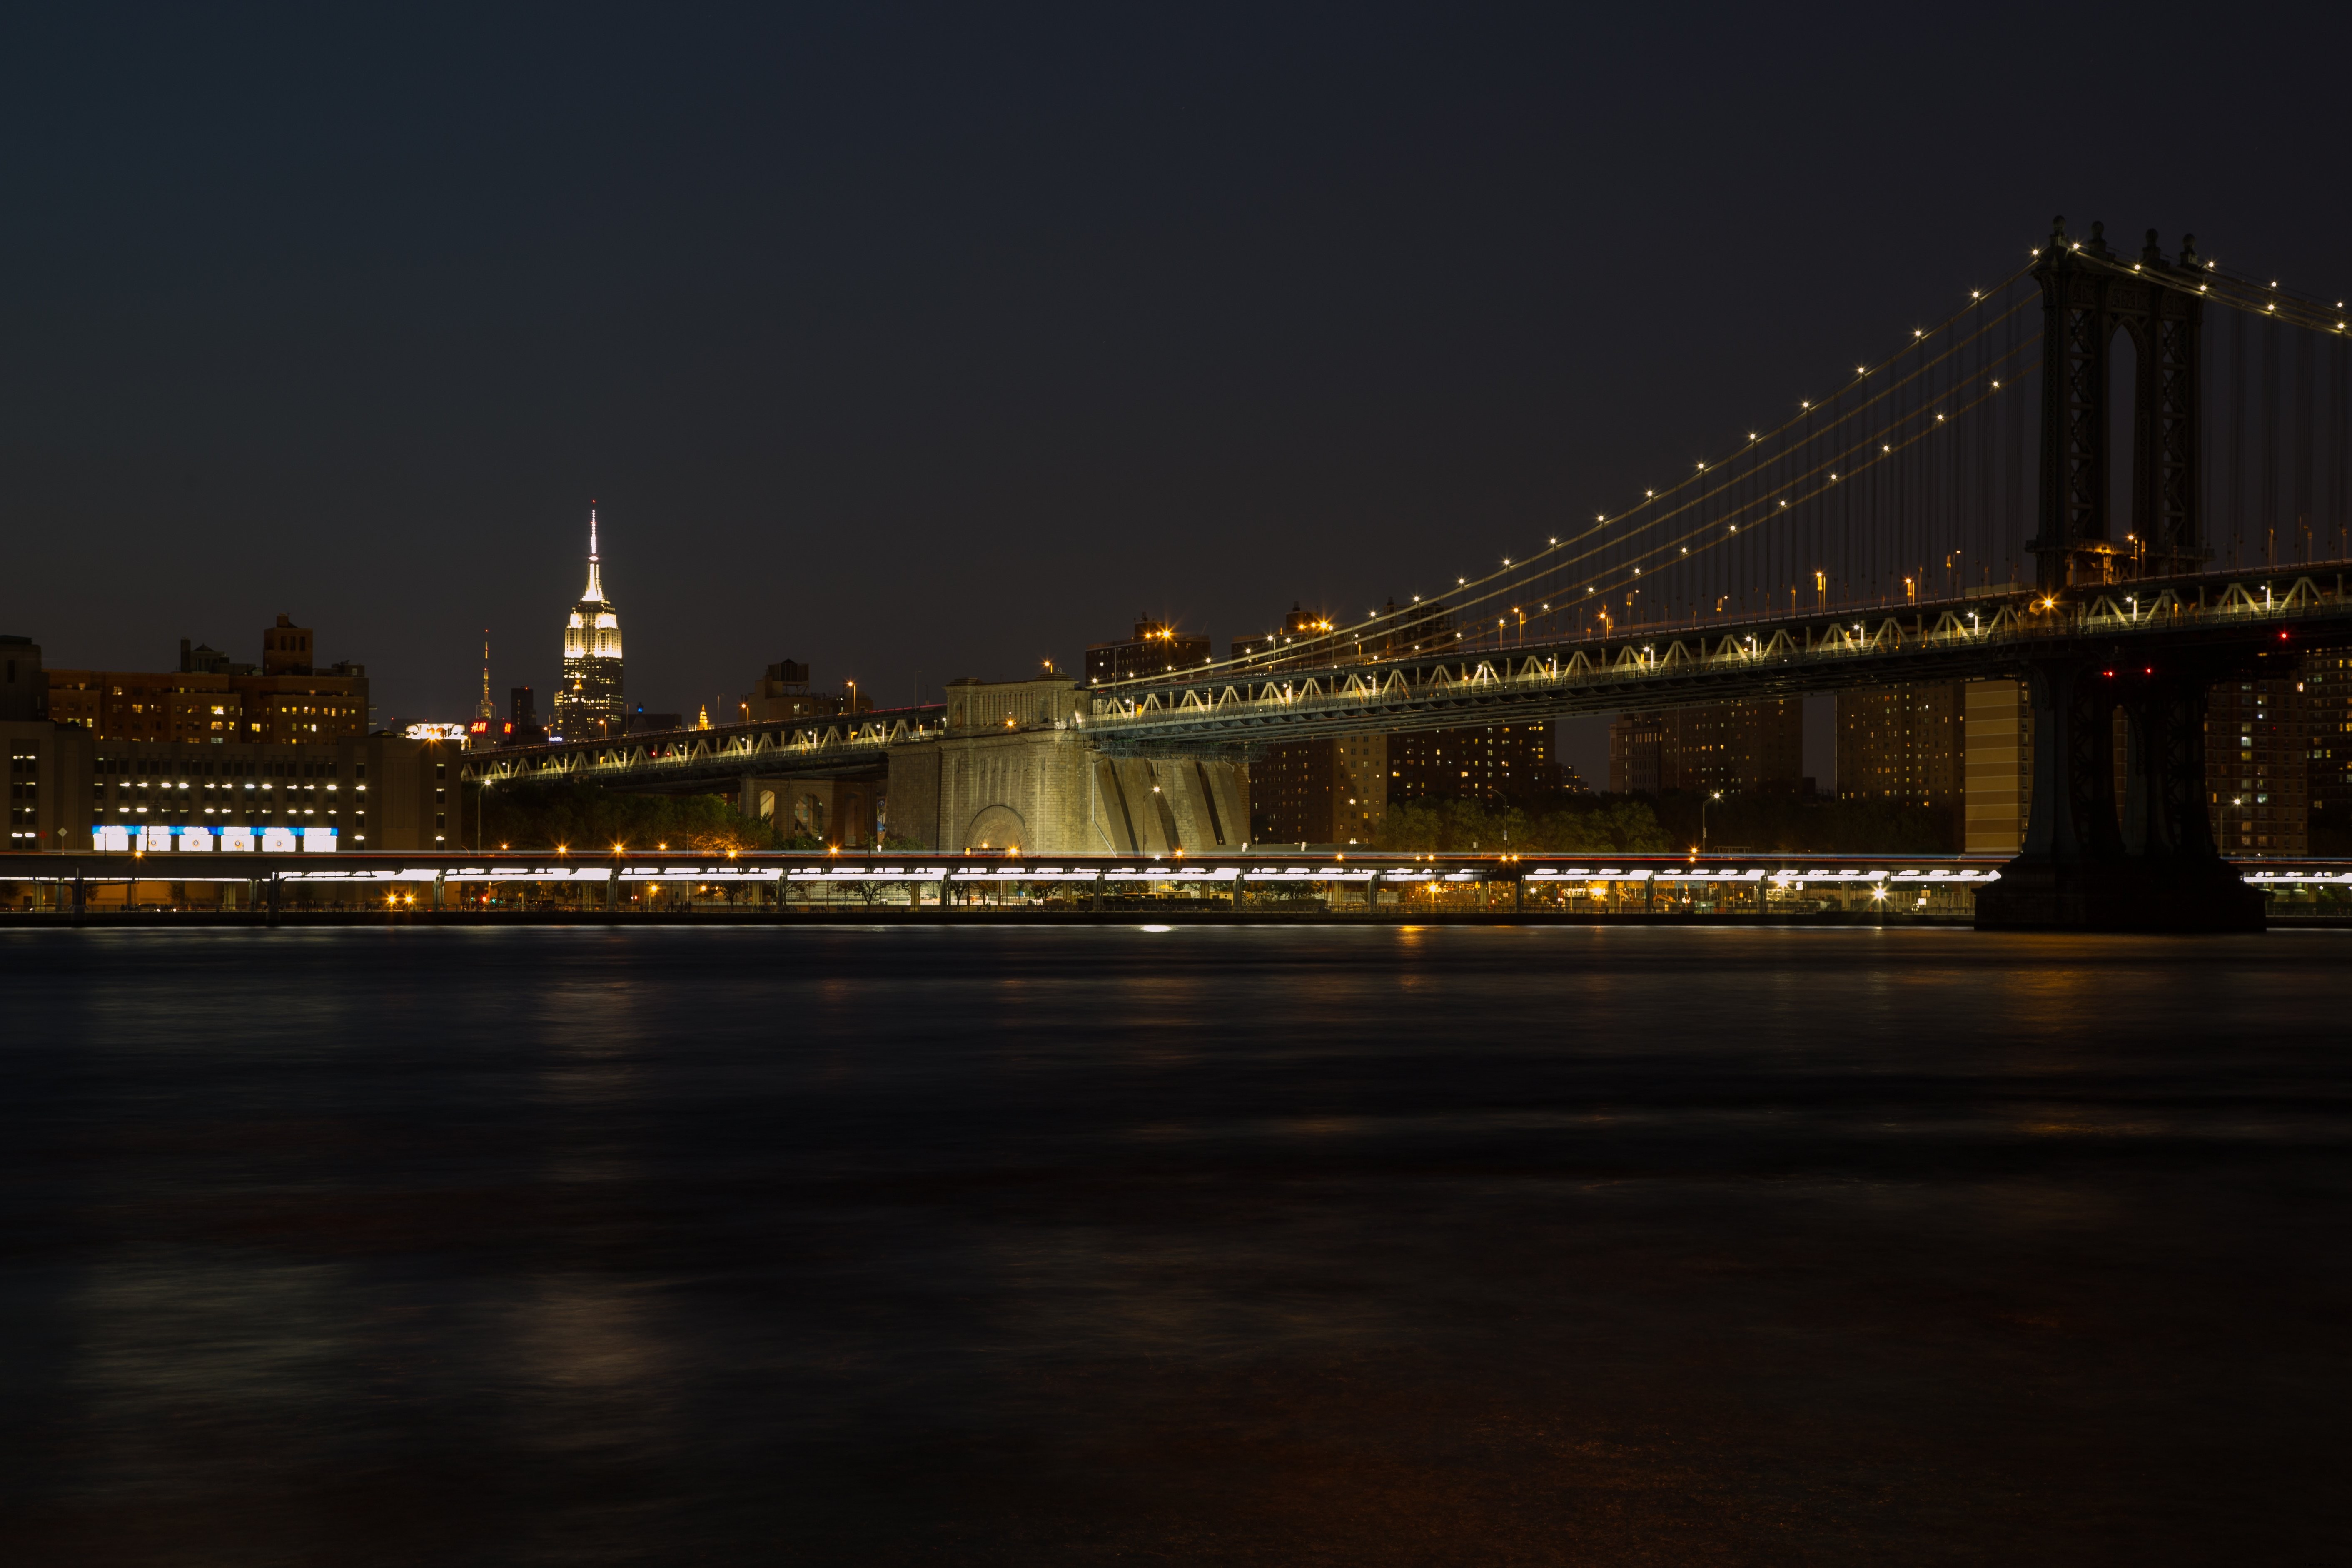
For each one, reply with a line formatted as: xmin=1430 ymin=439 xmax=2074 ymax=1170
xmin=1975 ymin=655 xmax=2265 ymax=931
xmin=1981 ymin=219 xmax=2264 ymax=930
xmin=2030 ymin=217 xmax=2209 ymax=589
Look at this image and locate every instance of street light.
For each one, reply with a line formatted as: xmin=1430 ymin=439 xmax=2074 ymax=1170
xmin=1701 ymin=790 xmax=1723 ymax=853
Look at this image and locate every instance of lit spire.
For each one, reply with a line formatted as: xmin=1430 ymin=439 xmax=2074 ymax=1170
xmin=583 ymin=504 xmax=604 ymax=601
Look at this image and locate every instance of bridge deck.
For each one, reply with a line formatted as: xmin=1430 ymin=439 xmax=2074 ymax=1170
xmin=450 ymin=563 xmax=2352 ymax=794
xmin=1086 ymin=565 xmax=2352 ymax=746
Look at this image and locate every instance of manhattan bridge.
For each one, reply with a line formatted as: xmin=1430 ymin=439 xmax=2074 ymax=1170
xmin=466 ymin=218 xmax=2352 ymax=930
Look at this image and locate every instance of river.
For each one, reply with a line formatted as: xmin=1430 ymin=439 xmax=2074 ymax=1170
xmin=2 ymin=925 xmax=2346 ymax=1563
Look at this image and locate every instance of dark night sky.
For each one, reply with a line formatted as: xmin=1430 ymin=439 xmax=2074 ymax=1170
xmin=4 ymin=5 xmax=2345 ymax=778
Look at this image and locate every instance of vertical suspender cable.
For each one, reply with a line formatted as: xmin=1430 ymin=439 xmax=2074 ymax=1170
xmin=2324 ymin=338 xmax=2342 ymax=564
xmin=2262 ymin=317 xmax=2282 ymax=566
xmin=2228 ymin=311 xmax=2246 ymax=568
xmin=2296 ymin=329 xmax=2316 ymax=563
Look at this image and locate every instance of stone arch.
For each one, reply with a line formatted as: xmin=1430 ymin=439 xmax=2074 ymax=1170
xmin=964 ymin=804 xmax=1026 ymax=850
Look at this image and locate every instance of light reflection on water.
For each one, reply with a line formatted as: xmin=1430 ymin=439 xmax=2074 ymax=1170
xmin=2 ymin=925 xmax=2348 ymax=1564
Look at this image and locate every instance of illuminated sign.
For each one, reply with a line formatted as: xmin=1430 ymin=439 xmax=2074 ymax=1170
xmin=404 ymin=723 xmax=469 ymax=741
xmin=89 ymin=826 xmax=338 ymax=853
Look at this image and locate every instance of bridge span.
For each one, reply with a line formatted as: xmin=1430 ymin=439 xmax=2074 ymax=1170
xmin=461 ymin=219 xmax=2352 ymax=930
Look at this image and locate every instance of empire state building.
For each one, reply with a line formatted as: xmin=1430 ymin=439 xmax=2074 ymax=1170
xmin=555 ymin=506 xmax=625 ymax=740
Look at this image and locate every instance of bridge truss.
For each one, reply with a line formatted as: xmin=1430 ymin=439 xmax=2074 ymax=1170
xmin=1084 ymin=566 xmax=2352 ymax=747
xmin=462 ymin=707 xmax=941 ymax=792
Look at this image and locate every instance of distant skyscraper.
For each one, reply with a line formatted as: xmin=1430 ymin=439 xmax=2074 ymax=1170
xmin=555 ymin=507 xmax=625 ymax=740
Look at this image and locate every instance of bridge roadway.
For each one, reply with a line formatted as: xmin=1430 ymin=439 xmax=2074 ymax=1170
xmin=456 ymin=562 xmax=2352 ymax=798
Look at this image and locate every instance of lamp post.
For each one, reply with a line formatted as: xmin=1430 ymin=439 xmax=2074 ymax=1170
xmin=1701 ymin=790 xmax=1723 ymax=854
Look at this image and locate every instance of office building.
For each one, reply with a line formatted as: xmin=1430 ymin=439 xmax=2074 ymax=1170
xmin=556 ymin=506 xmax=625 ymax=740
xmin=45 ymin=617 xmax=369 ymax=746
xmin=1086 ymin=617 xmax=1214 ymax=684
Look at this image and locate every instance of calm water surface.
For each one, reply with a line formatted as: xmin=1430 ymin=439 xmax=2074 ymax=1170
xmin=2 ymin=925 xmax=2347 ymax=1564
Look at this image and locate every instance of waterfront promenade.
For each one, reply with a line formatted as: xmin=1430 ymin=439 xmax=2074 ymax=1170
xmin=5 ymin=850 xmax=2347 ymax=923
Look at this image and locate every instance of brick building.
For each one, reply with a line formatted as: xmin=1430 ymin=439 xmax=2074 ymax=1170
xmin=45 ymin=616 xmax=368 ymax=747
xmin=1391 ymin=723 xmax=1554 ymax=804
xmin=6 ymin=631 xmax=456 ymax=854
xmin=1252 ymin=722 xmax=1553 ymax=845
xmin=740 ymin=661 xmax=874 ymax=724
xmin=1836 ymin=682 xmax=1965 ymax=809
xmin=1087 ymin=618 xmax=1214 ymax=685
xmin=1230 ymin=603 xmax=1336 ymax=666
xmin=1230 ymin=598 xmax=1466 ymax=673
xmin=2207 ymin=671 xmax=2309 ymax=856
xmin=1251 ymin=733 xmax=1391 ymax=845
xmin=1607 ymin=702 xmax=1803 ymax=795
xmin=2306 ymin=648 xmax=2352 ymax=851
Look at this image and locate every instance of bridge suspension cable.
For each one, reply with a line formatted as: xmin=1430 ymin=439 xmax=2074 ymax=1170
xmin=1092 ymin=222 xmax=2352 ymax=691
xmin=1106 ymin=259 xmax=2045 ymax=682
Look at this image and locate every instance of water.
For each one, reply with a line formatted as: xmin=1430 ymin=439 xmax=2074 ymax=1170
xmin=2 ymin=925 xmax=2347 ymax=1564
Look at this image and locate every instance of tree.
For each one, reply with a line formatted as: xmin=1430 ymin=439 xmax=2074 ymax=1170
xmin=478 ymin=778 xmax=788 ymax=852
xmin=1375 ymin=797 xmax=1669 ymax=853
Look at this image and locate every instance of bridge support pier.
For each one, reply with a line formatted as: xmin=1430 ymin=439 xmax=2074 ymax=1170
xmin=1974 ymin=656 xmax=2263 ymax=932
xmin=740 ymin=774 xmax=877 ymax=848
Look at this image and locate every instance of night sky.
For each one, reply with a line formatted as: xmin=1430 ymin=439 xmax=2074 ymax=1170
xmin=4 ymin=6 xmax=2344 ymax=778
